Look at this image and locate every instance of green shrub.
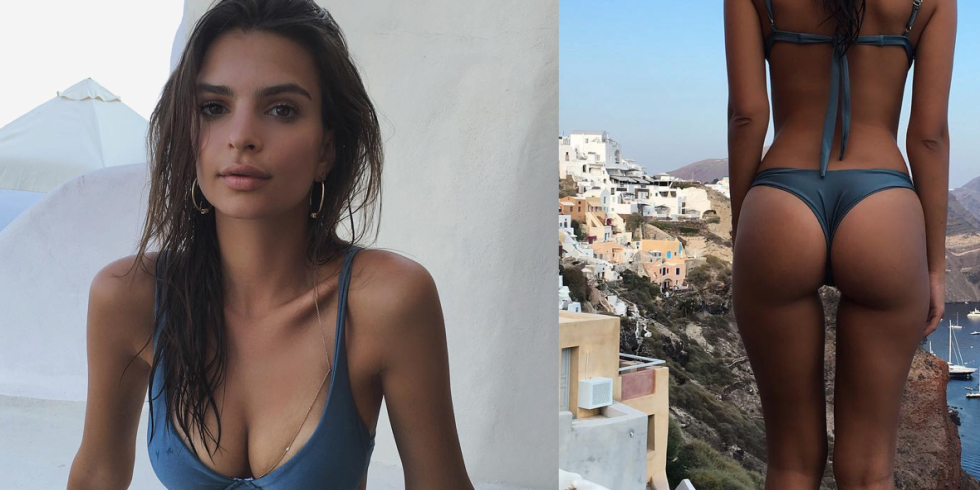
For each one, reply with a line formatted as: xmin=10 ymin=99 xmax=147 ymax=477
xmin=669 ymin=381 xmax=766 ymax=458
xmin=687 ymin=266 xmax=711 ymax=288
xmin=688 ymin=468 xmax=756 ymax=490
xmin=617 ymin=269 xmax=661 ymax=313
xmin=562 ymin=267 xmax=588 ymax=303
xmin=705 ymin=254 xmax=726 ymax=269
xmin=570 ymin=219 xmax=585 ymax=241
xmin=666 ymin=415 xmax=686 ymax=488
xmin=626 ymin=213 xmax=647 ymax=232
xmin=670 ymin=439 xmax=763 ymax=490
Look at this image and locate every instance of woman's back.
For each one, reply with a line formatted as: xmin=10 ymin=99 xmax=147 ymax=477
xmin=757 ymin=0 xmax=933 ymax=174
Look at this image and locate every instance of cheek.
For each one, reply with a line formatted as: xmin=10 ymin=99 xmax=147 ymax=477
xmin=270 ymin=128 xmax=323 ymax=165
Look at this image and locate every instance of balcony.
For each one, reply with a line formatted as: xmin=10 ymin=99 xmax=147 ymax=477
xmin=619 ymin=353 xmax=664 ymax=401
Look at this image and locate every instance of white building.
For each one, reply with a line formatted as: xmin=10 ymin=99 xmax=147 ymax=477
xmin=558 ymin=274 xmax=582 ymax=312
xmin=559 ymin=214 xmax=573 ymax=233
xmin=606 ymin=294 xmax=628 ymax=316
xmin=559 ymin=131 xmax=715 ymax=219
xmin=706 ymin=176 xmax=731 ymax=199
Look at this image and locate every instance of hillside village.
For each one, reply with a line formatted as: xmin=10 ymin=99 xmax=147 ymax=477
xmin=558 ymin=131 xmax=731 ymax=311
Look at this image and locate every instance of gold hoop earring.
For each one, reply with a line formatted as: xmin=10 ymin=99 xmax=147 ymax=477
xmin=310 ymin=180 xmax=325 ymax=219
xmin=191 ymin=178 xmax=211 ymax=214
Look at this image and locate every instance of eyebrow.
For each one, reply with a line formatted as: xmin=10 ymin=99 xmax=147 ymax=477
xmin=196 ymin=82 xmax=313 ymax=100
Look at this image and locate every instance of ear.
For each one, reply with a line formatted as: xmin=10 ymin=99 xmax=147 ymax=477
xmin=317 ymin=128 xmax=336 ymax=182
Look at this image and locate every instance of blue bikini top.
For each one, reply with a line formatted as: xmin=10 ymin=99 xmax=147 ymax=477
xmin=147 ymin=245 xmax=375 ymax=489
xmin=764 ymin=0 xmax=923 ymax=178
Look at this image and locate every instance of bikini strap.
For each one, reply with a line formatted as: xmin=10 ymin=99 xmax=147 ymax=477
xmin=904 ymin=0 xmax=923 ymax=36
xmin=334 ymin=244 xmax=363 ymax=348
xmin=765 ymin=0 xmax=776 ymax=29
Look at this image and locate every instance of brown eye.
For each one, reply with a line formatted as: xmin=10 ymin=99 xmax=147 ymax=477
xmin=199 ymin=102 xmax=224 ymax=118
xmin=270 ymin=104 xmax=298 ymax=119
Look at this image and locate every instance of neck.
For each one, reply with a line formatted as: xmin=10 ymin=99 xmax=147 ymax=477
xmin=214 ymin=202 xmax=316 ymax=318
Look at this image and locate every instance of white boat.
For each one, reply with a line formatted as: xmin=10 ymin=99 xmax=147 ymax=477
xmin=950 ymin=312 xmax=964 ymax=329
xmin=968 ymin=373 xmax=980 ymax=398
xmin=970 ymin=331 xmax=980 ymax=335
xmin=948 ymin=318 xmax=977 ymax=380
xmin=968 ymin=308 xmax=980 ymax=318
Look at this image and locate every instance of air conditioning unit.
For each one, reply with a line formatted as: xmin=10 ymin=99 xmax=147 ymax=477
xmin=578 ymin=377 xmax=613 ymax=409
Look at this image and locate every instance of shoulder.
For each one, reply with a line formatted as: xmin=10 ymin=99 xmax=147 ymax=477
xmin=88 ymin=251 xmax=161 ymax=366
xmin=91 ymin=251 xmax=160 ymax=299
xmin=347 ymin=248 xmax=443 ymax=336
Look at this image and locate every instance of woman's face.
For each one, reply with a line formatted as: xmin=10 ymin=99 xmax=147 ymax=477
xmin=194 ymin=29 xmax=333 ymax=220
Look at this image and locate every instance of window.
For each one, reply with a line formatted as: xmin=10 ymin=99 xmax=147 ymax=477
xmin=675 ymin=267 xmax=680 ymax=275
xmin=560 ymin=347 xmax=573 ymax=412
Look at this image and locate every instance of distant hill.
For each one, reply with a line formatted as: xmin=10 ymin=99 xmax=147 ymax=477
xmin=946 ymin=191 xmax=980 ymax=303
xmin=667 ymin=147 xmax=771 ymax=183
xmin=666 ymin=158 xmax=728 ymax=183
xmin=948 ymin=192 xmax=980 ymax=236
xmin=951 ymin=174 xmax=980 ymax=224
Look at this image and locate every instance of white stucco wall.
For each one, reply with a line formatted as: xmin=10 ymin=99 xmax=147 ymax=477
xmin=558 ymin=404 xmax=649 ymax=490
xmin=679 ymin=187 xmax=712 ymax=216
xmin=289 ymin=3 xmax=557 ymax=487
xmin=0 ymin=0 xmax=556 ymax=488
xmin=0 ymin=164 xmax=152 ymax=400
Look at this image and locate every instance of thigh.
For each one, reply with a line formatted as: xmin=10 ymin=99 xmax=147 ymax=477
xmin=828 ymin=187 xmax=930 ymax=475
xmin=732 ymin=185 xmax=830 ymax=469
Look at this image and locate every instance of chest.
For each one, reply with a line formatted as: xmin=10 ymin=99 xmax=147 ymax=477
xmin=148 ymin=307 xmax=383 ymax=482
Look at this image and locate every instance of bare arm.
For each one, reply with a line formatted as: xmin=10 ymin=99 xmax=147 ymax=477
xmin=366 ymin=254 xmax=474 ymax=489
xmin=724 ymin=0 xmax=771 ymax=237
xmin=906 ymin=0 xmax=956 ymax=279
xmin=67 ymin=257 xmax=154 ymax=490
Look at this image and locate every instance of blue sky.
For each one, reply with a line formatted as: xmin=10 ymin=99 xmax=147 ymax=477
xmin=560 ymin=0 xmax=980 ymax=188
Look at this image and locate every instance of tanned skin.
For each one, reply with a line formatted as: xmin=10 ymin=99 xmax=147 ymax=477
xmin=725 ymin=0 xmax=955 ymax=488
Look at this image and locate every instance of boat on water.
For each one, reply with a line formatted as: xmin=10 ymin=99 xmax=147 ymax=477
xmin=950 ymin=312 xmax=964 ymax=329
xmin=968 ymin=372 xmax=980 ymax=399
xmin=968 ymin=307 xmax=980 ymax=318
xmin=948 ymin=318 xmax=977 ymax=379
xmin=970 ymin=331 xmax=980 ymax=335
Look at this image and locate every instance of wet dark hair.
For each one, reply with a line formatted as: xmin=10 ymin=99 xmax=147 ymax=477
xmin=817 ymin=0 xmax=868 ymax=56
xmin=119 ymin=0 xmax=383 ymax=464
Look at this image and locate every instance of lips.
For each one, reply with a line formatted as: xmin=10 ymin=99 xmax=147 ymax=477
xmin=220 ymin=163 xmax=270 ymax=179
xmin=221 ymin=174 xmax=270 ymax=191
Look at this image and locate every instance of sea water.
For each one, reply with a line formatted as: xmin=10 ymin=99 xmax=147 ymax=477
xmin=924 ymin=301 xmax=980 ymax=479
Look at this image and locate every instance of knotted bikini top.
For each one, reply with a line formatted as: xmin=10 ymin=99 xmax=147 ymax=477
xmin=763 ymin=0 xmax=923 ymax=178
xmin=147 ymin=245 xmax=375 ymax=489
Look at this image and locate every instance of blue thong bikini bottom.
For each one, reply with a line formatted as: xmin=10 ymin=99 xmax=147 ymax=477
xmin=749 ymin=167 xmax=916 ymax=287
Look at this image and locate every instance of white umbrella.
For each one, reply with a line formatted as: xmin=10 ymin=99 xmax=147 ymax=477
xmin=0 ymin=77 xmax=148 ymax=193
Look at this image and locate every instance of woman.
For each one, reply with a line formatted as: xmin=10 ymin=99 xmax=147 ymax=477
xmin=725 ymin=0 xmax=954 ymax=488
xmin=67 ymin=1 xmax=474 ymax=489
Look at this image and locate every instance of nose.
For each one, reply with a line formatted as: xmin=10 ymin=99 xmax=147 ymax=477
xmin=227 ymin=107 xmax=262 ymax=152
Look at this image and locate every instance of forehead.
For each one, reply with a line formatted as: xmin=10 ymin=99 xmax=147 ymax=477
xmin=197 ymin=30 xmax=320 ymax=99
